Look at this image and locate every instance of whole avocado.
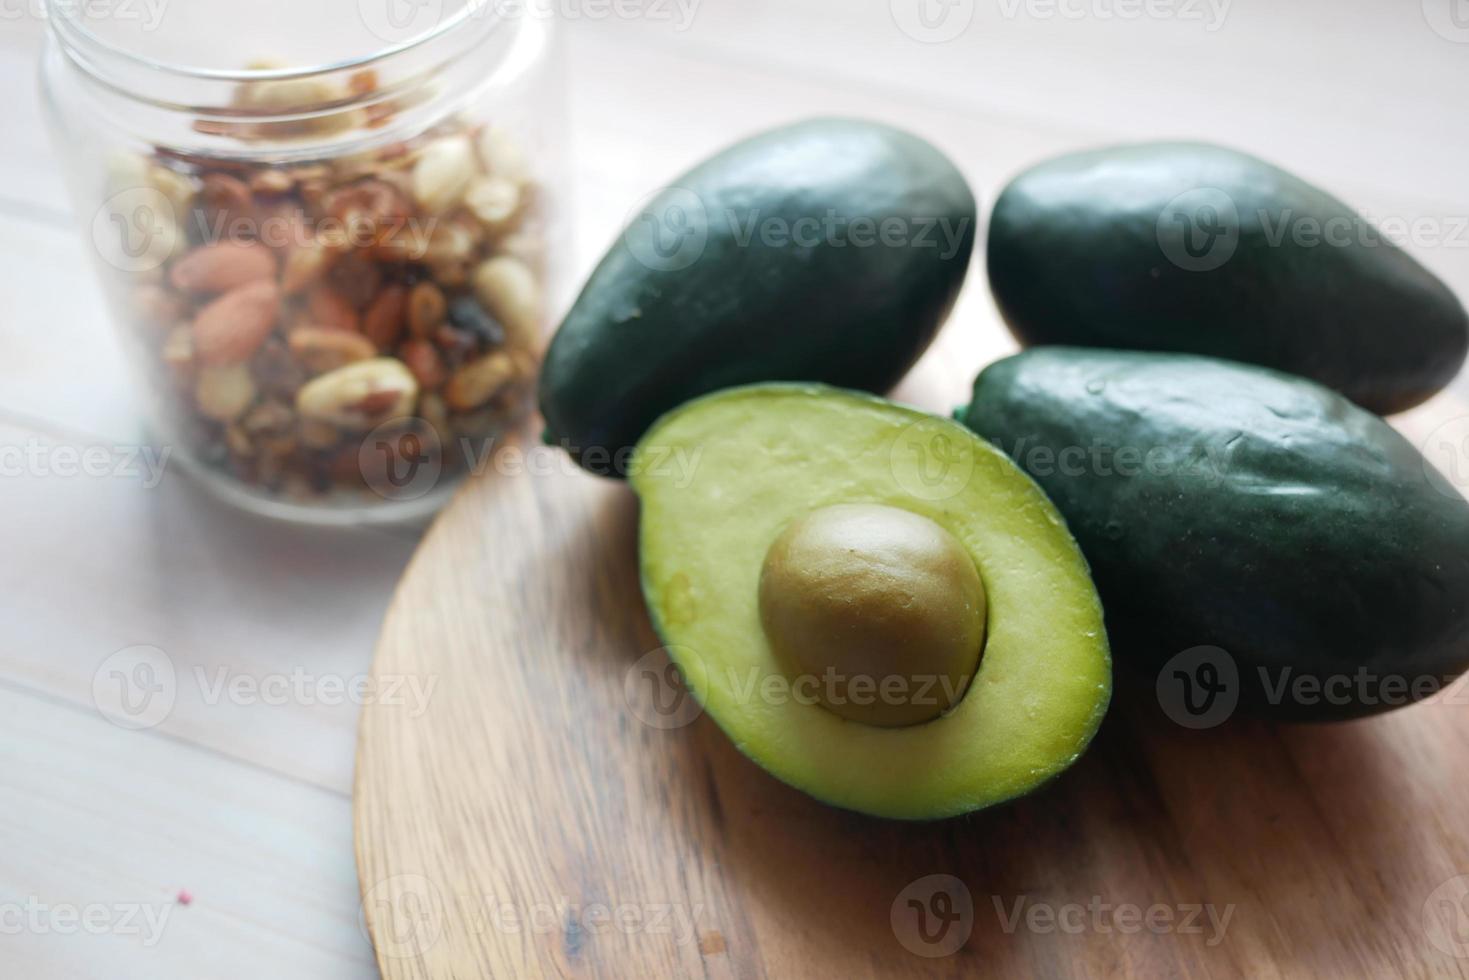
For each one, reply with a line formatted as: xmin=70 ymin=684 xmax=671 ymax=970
xmin=540 ymin=118 xmax=976 ymax=475
xmin=957 ymin=347 xmax=1469 ymax=720
xmin=987 ymin=142 xmax=1469 ymax=414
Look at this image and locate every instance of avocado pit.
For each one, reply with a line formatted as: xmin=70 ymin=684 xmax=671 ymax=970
xmin=757 ymin=503 xmax=986 ymax=727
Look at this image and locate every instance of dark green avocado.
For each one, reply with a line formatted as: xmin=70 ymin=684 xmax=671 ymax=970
xmin=957 ymin=347 xmax=1469 ymax=720
xmin=540 ymin=118 xmax=976 ymax=476
xmin=987 ymin=142 xmax=1469 ymax=414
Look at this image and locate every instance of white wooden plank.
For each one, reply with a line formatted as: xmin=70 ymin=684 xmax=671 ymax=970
xmin=0 ymin=684 xmax=377 ymax=980
xmin=0 ymin=415 xmax=421 ymax=794
xmin=0 ymin=219 xmax=142 ymax=443
xmin=579 ymin=2 xmax=1469 ymax=210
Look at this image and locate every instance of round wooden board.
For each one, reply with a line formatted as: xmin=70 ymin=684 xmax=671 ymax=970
xmin=354 ymin=339 xmax=1469 ymax=978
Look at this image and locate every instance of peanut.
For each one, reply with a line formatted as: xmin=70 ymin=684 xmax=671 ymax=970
xmin=147 ymin=165 xmax=198 ymax=218
xmin=445 ymin=350 xmax=518 ymax=412
xmin=195 ymin=363 xmax=257 ymax=421
xmin=477 ymin=126 xmax=531 ymax=185
xmin=288 ymin=326 xmax=377 ymax=374
xmin=464 ymin=175 xmax=521 ymax=233
xmin=411 ymin=136 xmax=477 ymax=214
xmin=472 ymin=255 xmax=541 ymax=351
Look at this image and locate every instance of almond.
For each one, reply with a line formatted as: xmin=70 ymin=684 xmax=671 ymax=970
xmin=193 ymin=280 xmax=282 ymax=365
xmin=407 ymin=281 xmax=448 ymax=337
xmin=198 ymin=172 xmax=255 ymax=229
xmin=400 ymin=338 xmax=446 ymax=390
xmin=170 ymin=240 xmax=277 ymax=294
xmin=307 ymin=284 xmax=361 ymax=333
xmin=363 ymin=284 xmax=408 ymax=349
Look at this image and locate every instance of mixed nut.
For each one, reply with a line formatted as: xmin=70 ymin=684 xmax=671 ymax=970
xmin=103 ymin=73 xmax=545 ymax=508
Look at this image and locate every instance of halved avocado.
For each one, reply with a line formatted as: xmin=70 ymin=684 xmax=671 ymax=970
xmin=629 ymin=384 xmax=1111 ymax=820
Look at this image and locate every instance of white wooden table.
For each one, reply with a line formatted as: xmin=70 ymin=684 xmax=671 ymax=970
xmin=2 ymin=4 xmax=1466 ymax=976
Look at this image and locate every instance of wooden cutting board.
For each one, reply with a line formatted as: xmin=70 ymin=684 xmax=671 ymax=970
xmin=353 ymin=334 xmax=1469 ymax=978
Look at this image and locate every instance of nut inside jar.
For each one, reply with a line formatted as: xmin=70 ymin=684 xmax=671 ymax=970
xmin=107 ymin=71 xmax=547 ymax=510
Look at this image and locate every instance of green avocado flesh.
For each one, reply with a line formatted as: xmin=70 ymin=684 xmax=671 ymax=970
xmin=630 ymin=384 xmax=1111 ymax=820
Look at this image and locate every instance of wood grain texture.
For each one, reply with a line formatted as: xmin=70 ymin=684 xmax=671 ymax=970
xmin=356 ymin=385 xmax=1469 ymax=976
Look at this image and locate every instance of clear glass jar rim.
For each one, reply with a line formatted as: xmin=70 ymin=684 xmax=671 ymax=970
xmin=43 ymin=0 xmax=503 ymax=84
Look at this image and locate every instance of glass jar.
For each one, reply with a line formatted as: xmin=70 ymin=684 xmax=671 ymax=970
xmin=39 ymin=0 xmax=567 ymax=523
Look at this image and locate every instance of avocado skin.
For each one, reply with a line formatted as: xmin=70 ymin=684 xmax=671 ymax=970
xmin=987 ymin=142 xmax=1469 ymax=415
xmin=957 ymin=348 xmax=1469 ymax=720
xmin=540 ymin=118 xmax=976 ymax=476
